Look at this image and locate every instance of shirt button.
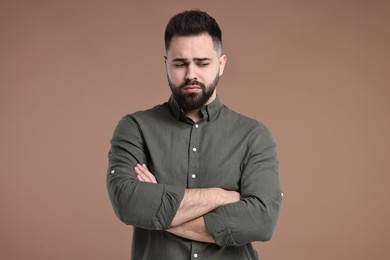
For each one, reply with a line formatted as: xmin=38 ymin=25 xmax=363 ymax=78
xmin=110 ymin=170 xmax=115 ymax=174
xmin=192 ymin=147 xmax=197 ymax=152
xmin=193 ymin=253 xmax=198 ymax=258
xmin=195 ymin=124 xmax=199 ymax=128
xmin=191 ymin=174 xmax=196 ymax=179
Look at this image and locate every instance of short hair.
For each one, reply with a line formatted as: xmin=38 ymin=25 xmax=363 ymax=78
xmin=164 ymin=10 xmax=222 ymax=53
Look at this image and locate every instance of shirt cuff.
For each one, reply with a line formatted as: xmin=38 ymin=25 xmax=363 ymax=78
xmin=156 ymin=184 xmax=185 ymax=229
xmin=204 ymin=206 xmax=236 ymax=246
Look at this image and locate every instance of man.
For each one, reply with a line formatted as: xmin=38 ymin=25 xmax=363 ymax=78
xmin=107 ymin=10 xmax=283 ymax=260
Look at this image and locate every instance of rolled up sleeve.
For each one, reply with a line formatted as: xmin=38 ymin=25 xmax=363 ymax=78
xmin=204 ymin=124 xmax=283 ymax=246
xmin=106 ymin=116 xmax=185 ymax=230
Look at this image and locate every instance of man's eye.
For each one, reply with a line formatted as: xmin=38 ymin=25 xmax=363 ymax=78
xmin=199 ymin=63 xmax=210 ymax=67
xmin=174 ymin=63 xmax=185 ymax=67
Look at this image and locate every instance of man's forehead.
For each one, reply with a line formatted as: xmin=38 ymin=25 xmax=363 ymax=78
xmin=167 ymin=34 xmax=218 ymax=59
xmin=169 ymin=34 xmax=215 ymax=48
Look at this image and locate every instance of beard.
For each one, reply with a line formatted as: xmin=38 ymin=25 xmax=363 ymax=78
xmin=168 ymin=74 xmax=220 ymax=112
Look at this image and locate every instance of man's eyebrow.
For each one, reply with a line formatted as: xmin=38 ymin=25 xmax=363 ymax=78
xmin=171 ymin=57 xmax=212 ymax=62
xmin=172 ymin=58 xmax=188 ymax=62
xmin=193 ymin=57 xmax=211 ymax=62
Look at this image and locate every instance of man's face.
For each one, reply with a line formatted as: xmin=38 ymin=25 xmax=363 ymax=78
xmin=165 ymin=33 xmax=227 ymax=112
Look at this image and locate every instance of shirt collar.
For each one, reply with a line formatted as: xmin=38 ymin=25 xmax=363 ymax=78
xmin=168 ymin=95 xmax=223 ymax=122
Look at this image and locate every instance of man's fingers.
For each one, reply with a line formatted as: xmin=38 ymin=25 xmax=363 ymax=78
xmin=138 ymin=164 xmax=157 ymax=183
xmin=134 ymin=164 xmax=151 ymax=182
xmin=134 ymin=165 xmax=146 ymax=181
xmin=136 ymin=174 xmax=145 ymax=182
xmin=134 ymin=163 xmax=157 ymax=183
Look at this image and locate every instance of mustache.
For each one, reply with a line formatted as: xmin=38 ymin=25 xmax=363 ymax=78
xmin=179 ymin=79 xmax=205 ymax=89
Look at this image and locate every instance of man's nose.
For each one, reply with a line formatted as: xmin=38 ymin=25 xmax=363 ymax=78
xmin=185 ymin=64 xmax=197 ymax=81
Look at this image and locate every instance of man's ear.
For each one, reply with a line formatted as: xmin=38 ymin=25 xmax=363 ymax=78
xmin=219 ymin=54 xmax=227 ymax=76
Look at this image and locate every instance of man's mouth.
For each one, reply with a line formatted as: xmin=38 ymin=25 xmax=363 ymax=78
xmin=183 ymin=85 xmax=200 ymax=89
xmin=182 ymin=85 xmax=201 ymax=93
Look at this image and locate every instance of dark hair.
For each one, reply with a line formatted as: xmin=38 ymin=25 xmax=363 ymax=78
xmin=164 ymin=10 xmax=222 ymax=53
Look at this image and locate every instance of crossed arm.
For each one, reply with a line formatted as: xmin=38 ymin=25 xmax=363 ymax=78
xmin=134 ymin=163 xmax=240 ymax=243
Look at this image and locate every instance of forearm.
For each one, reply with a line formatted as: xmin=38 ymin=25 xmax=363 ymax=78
xmin=168 ymin=216 xmax=215 ymax=243
xmin=134 ymin=163 xmax=240 ymax=227
xmin=170 ymin=187 xmax=240 ymax=227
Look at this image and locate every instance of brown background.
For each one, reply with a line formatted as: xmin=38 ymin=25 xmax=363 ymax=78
xmin=1 ymin=0 xmax=389 ymax=259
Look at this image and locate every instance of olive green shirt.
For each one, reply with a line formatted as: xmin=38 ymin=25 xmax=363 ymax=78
xmin=107 ymin=96 xmax=282 ymax=260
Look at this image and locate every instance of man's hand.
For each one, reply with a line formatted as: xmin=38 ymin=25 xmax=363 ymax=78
xmin=134 ymin=163 xmax=157 ymax=183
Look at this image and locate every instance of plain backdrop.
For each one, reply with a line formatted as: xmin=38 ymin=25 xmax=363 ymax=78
xmin=1 ymin=0 xmax=389 ymax=259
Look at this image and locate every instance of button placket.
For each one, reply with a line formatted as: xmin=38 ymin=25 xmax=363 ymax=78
xmin=191 ymin=242 xmax=203 ymax=259
xmin=188 ymin=123 xmax=201 ymax=187
xmin=188 ymin=123 xmax=204 ymax=259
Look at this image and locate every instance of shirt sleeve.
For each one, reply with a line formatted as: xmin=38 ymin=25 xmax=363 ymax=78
xmin=106 ymin=116 xmax=185 ymax=230
xmin=204 ymin=123 xmax=283 ymax=246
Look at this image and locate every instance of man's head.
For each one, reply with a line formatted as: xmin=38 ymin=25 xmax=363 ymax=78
xmin=164 ymin=10 xmax=227 ymax=112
